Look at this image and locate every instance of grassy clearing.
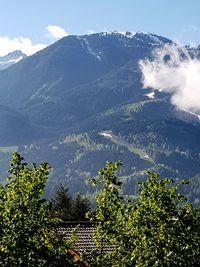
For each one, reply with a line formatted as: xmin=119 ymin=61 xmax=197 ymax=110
xmin=99 ymin=130 xmax=154 ymax=164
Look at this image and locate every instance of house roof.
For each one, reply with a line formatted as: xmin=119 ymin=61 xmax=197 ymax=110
xmin=58 ymin=221 xmax=115 ymax=254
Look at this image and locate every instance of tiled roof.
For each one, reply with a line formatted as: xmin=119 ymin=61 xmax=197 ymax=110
xmin=58 ymin=221 xmax=115 ymax=254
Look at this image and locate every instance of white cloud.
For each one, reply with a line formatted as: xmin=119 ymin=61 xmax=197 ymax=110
xmin=46 ymin=25 xmax=69 ymax=39
xmin=88 ymin=30 xmax=95 ymax=35
xmin=0 ymin=25 xmax=69 ymax=56
xmin=139 ymin=44 xmax=200 ymax=113
xmin=0 ymin=36 xmax=47 ymax=56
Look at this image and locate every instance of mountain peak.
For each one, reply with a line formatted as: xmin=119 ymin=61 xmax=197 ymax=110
xmin=6 ymin=50 xmax=27 ymax=58
xmin=0 ymin=50 xmax=27 ymax=71
xmin=96 ymin=31 xmax=136 ymax=38
xmin=82 ymin=31 xmax=173 ymax=47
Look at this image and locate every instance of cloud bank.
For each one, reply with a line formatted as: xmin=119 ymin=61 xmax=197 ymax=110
xmin=46 ymin=25 xmax=69 ymax=39
xmin=0 ymin=36 xmax=47 ymax=56
xmin=139 ymin=44 xmax=200 ymax=113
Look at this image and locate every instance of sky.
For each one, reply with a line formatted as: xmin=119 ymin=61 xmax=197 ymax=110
xmin=1 ymin=0 xmax=200 ymax=56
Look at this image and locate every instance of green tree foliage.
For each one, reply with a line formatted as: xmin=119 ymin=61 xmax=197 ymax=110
xmin=86 ymin=161 xmax=200 ymax=266
xmin=0 ymin=152 xmax=74 ymax=266
xmin=52 ymin=184 xmax=91 ymax=221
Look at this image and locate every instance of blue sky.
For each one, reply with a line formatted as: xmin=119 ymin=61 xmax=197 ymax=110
xmin=0 ymin=0 xmax=200 ymax=55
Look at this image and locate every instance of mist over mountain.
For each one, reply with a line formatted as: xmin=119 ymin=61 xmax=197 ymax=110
xmin=0 ymin=32 xmax=199 ymax=200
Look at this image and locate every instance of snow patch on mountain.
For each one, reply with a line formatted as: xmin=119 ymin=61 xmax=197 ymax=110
xmin=99 ymin=31 xmax=136 ymax=38
xmin=148 ymin=33 xmax=163 ymax=44
xmin=178 ymin=107 xmax=200 ymax=120
xmin=83 ymin=38 xmax=101 ymax=61
xmin=99 ymin=132 xmax=112 ymax=138
xmin=0 ymin=56 xmax=23 ymax=64
xmin=144 ymin=92 xmax=155 ymax=99
xmin=77 ymin=36 xmax=101 ymax=61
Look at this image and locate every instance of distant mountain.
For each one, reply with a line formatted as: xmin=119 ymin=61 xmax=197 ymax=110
xmin=0 ymin=32 xmax=199 ymax=201
xmin=0 ymin=32 xmax=172 ymax=122
xmin=0 ymin=50 xmax=27 ymax=71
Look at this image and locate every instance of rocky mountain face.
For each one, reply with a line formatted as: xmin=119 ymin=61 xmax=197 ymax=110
xmin=0 ymin=32 xmax=199 ymax=201
xmin=0 ymin=50 xmax=27 ymax=71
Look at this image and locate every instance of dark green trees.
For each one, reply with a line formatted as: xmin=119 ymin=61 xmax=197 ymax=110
xmin=87 ymin=161 xmax=200 ymax=266
xmin=71 ymin=193 xmax=91 ymax=221
xmin=51 ymin=184 xmax=91 ymax=221
xmin=0 ymin=153 xmax=74 ymax=266
xmin=51 ymin=185 xmax=72 ymax=221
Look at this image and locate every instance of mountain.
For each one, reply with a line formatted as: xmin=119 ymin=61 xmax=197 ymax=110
xmin=0 ymin=50 xmax=27 ymax=71
xmin=0 ymin=32 xmax=172 ymax=128
xmin=0 ymin=32 xmax=199 ymax=201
